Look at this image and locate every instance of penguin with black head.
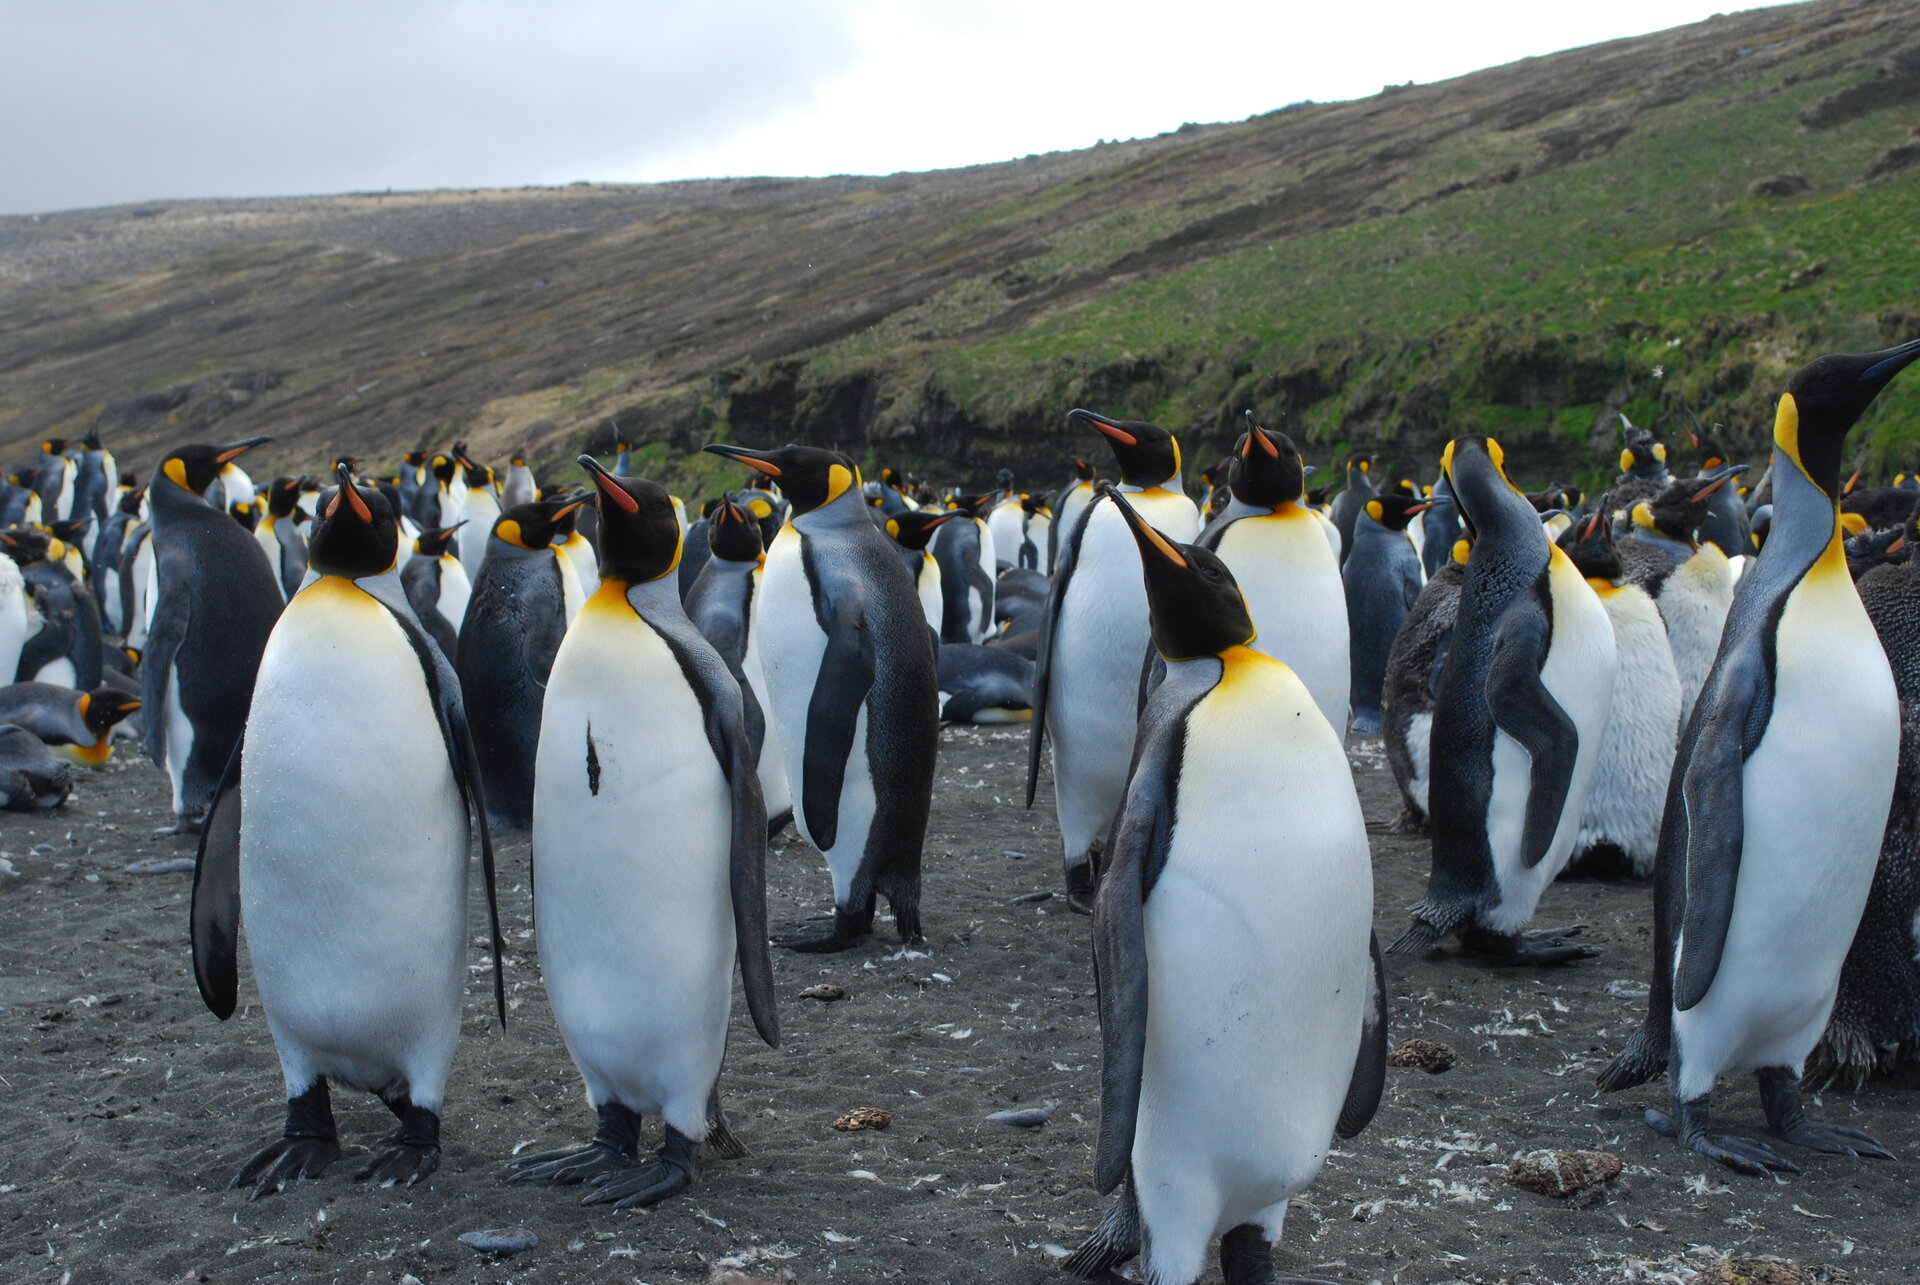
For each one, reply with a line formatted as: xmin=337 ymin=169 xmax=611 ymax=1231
xmin=882 ymin=509 xmax=958 ymax=638
xmin=1064 ymin=486 xmax=1383 ymax=1285
xmin=143 ymin=437 xmax=282 ymax=833
xmin=399 ymin=524 xmax=469 ymax=657
xmin=1600 ymin=338 xmax=1920 ymax=1175
xmin=703 ymin=442 xmax=938 ymax=951
xmin=512 ymin=457 xmax=776 ymax=1210
xmin=191 ymin=463 xmax=504 ymax=1199
xmin=1390 ymin=435 xmax=1616 ymax=965
xmin=1344 ymin=491 xmax=1429 ymax=736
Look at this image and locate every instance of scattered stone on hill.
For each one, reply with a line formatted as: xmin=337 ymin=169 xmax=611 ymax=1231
xmin=1387 ymin=1037 xmax=1458 ymax=1072
xmin=458 ymin=1228 xmax=539 ymax=1256
xmin=799 ymin=984 xmax=846 ymax=1002
xmin=1748 ymin=172 xmax=1810 ymax=198
xmin=1781 ymin=261 xmax=1828 ymax=292
xmin=1504 ymin=1149 xmax=1621 ymax=1200
xmin=1701 ymin=1261 xmax=1852 ymax=1285
xmin=832 ymin=1107 xmax=891 ymax=1132
xmin=1865 ymin=142 xmax=1920 ymax=181
xmin=1798 ymin=45 xmax=1920 ymax=130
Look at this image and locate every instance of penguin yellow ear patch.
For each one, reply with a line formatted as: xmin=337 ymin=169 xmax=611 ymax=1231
xmin=1841 ymin=512 xmax=1869 ymax=536
xmin=1631 ymin=502 xmax=1655 ymax=530
xmin=749 ymin=499 xmax=772 ymax=519
xmin=1452 ymin=538 xmax=1471 ymax=565
xmin=1619 ymin=448 xmax=1634 ymax=473
xmin=1365 ymin=500 xmax=1383 ymax=522
xmin=496 ymin=519 xmax=525 ymax=548
xmin=885 ymin=519 xmax=899 ymax=539
xmin=164 ymin=458 xmax=189 ymax=490
xmin=826 ymin=463 xmax=853 ymax=504
xmin=1653 ymin=443 xmax=1667 ymax=463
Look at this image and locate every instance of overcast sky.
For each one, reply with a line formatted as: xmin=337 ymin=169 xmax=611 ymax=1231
xmin=3 ymin=0 xmax=1795 ymax=217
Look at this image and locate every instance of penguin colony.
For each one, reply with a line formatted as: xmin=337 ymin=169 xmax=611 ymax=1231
xmin=2 ymin=337 xmax=1915 ymax=1283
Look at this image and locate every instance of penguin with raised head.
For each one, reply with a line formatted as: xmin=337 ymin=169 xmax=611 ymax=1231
xmin=1684 ymin=420 xmax=1753 ymax=558
xmin=1063 ymin=488 xmax=1384 ymax=1285
xmin=399 ymin=524 xmax=470 ymax=658
xmin=455 ymin=495 xmax=585 ymax=829
xmin=0 ymin=682 xmax=140 ymax=766
xmin=1019 ymin=492 xmax=1051 ymax=570
xmin=1029 ymin=409 xmax=1199 ymax=912
xmin=1343 ymin=492 xmax=1428 ymax=737
xmin=1389 ymin=436 xmax=1616 ymax=965
xmin=882 ymin=509 xmax=957 ymax=637
xmin=703 ymin=442 xmax=938 ymax=951
xmin=91 ymin=483 xmax=144 ymax=632
xmin=1382 ymin=535 xmax=1470 ymax=832
xmin=931 ymin=495 xmax=995 ymax=644
xmin=1050 ymin=458 xmax=1097 ymax=573
xmin=190 ymin=463 xmax=504 ymax=1199
xmin=1194 ymin=414 xmax=1349 ymax=738
xmin=502 ymin=444 xmax=536 ymax=509
xmin=30 ymin=439 xmax=77 ymax=522
xmin=1609 ymin=419 xmax=1672 ymax=516
xmin=511 ymin=457 xmax=777 ymax=1209
xmin=143 ymin=437 xmax=282 ymax=833
xmin=685 ymin=497 xmax=792 ymax=835
xmin=1329 ymin=452 xmax=1377 ymax=565
xmin=1556 ymin=508 xmax=1681 ymax=880
xmin=1599 ymin=338 xmax=1920 ymax=1174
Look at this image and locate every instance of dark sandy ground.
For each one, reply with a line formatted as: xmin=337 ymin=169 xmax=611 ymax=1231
xmin=2 ymin=728 xmax=1915 ymax=1284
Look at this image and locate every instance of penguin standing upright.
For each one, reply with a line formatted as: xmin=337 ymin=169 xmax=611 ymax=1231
xmin=1343 ymin=492 xmax=1428 ymax=736
xmin=1195 ymin=416 xmax=1349 ymax=738
xmin=685 ymin=497 xmax=792 ymax=834
xmin=511 ymin=458 xmax=776 ymax=1209
xmin=1599 ymin=339 xmax=1920 ymax=1175
xmin=1019 ymin=492 xmax=1051 ymax=570
xmin=399 ymin=525 xmax=470 ymax=658
xmin=882 ymin=510 xmax=957 ymax=637
xmin=1050 ymin=459 xmax=1097 ymax=573
xmin=71 ymin=428 xmax=114 ymax=529
xmin=455 ymin=495 xmax=584 ymax=829
xmin=930 ymin=496 xmax=995 ymax=644
xmin=0 ymin=542 xmax=30 ymax=686
xmin=1419 ymin=473 xmax=1461 ymax=579
xmin=1028 ymin=409 xmax=1199 ymax=912
xmin=1390 ymin=436 xmax=1616 ymax=964
xmin=985 ymin=470 xmax=1024 ymax=571
xmin=143 ymin=438 xmax=283 ymax=832
xmin=456 ymin=448 xmax=503 ymax=579
xmin=1329 ymin=453 xmax=1378 ymax=565
xmin=190 ymin=464 xmax=504 ymax=1199
xmin=1556 ymin=509 xmax=1681 ymax=880
xmin=703 ymin=443 xmax=938 ymax=951
xmin=1608 ymin=420 xmax=1672 ymax=517
xmin=91 ymin=484 xmax=144 ymax=634
xmin=1063 ymin=489 xmax=1384 ymax=1285
xmin=1622 ymin=470 xmax=1743 ymax=722
xmin=13 ymin=531 xmax=104 ymax=690
xmin=1381 ymin=538 xmax=1470 ymax=832
xmin=501 ymin=444 xmax=536 ymax=509
xmin=30 ymin=439 xmax=77 ymax=522
xmin=252 ymin=477 xmax=310 ymax=601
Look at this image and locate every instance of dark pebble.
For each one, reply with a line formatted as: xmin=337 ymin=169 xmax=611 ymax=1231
xmin=1009 ymin=891 xmax=1052 ymax=904
xmin=458 ymin=1228 xmax=539 ymax=1255
xmin=1002 ymin=850 xmax=1027 ymax=860
xmin=125 ymin=857 xmax=196 ymax=876
xmin=986 ymin=1103 xmax=1055 ymax=1128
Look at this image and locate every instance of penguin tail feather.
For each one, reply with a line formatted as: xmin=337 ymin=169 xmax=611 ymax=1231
xmin=1804 ymin=1024 xmax=1879 ymax=1094
xmin=1596 ymin=1022 xmax=1668 ymax=1093
xmin=1386 ymin=897 xmax=1471 ymax=955
xmin=1060 ymin=1187 xmax=1141 ymax=1279
xmin=704 ymin=1104 xmax=750 ymax=1160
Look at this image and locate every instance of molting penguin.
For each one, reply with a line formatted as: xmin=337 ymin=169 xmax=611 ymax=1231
xmin=1329 ymin=452 xmax=1378 ymax=566
xmin=931 ymin=495 xmax=995 ymax=643
xmin=455 ymin=495 xmax=585 ymax=829
xmin=399 ymin=524 xmax=470 ymax=658
xmin=703 ymin=442 xmax=939 ymax=951
xmin=1063 ymin=490 xmax=1383 ymax=1285
xmin=684 ymin=497 xmax=792 ymax=835
xmin=1381 ymin=537 xmax=1470 ymax=832
xmin=1028 ymin=410 xmax=1199 ymax=913
xmin=1609 ymin=419 xmax=1673 ymax=516
xmin=1556 ymin=509 xmax=1681 ymax=880
xmin=512 ymin=458 xmax=777 ymax=1209
xmin=1194 ymin=415 xmax=1349 ymax=739
xmin=190 ymin=463 xmax=504 ymax=1199
xmin=1389 ymin=436 xmax=1616 ymax=965
xmin=143 ymin=438 xmax=282 ymax=833
xmin=1343 ymin=492 xmax=1428 ymax=736
xmin=1598 ymin=337 xmax=1920 ymax=1174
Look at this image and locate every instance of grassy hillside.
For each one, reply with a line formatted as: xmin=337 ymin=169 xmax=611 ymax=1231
xmin=3 ymin=0 xmax=1919 ymax=495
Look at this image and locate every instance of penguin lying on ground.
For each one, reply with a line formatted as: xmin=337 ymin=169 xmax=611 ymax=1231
xmin=1599 ymin=337 xmax=1920 ymax=1175
xmin=704 ymin=442 xmax=938 ymax=952
xmin=1381 ymin=537 xmax=1469 ymax=832
xmin=1390 ymin=435 xmax=1616 ymax=966
xmin=0 ymin=682 xmax=140 ymax=766
xmin=0 ymin=724 xmax=80 ymax=810
xmin=937 ymin=644 xmax=1033 ymax=723
xmin=1064 ymin=487 xmax=1383 ymax=1285
xmin=512 ymin=458 xmax=777 ymax=1211
xmin=191 ymin=464 xmax=505 ymax=1199
xmin=1555 ymin=509 xmax=1681 ymax=880
xmin=5 ymin=530 xmax=104 ymax=690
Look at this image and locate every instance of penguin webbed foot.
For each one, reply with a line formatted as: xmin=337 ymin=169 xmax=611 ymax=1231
xmin=509 ymin=1102 xmax=642 ymax=1183
xmin=1063 ymin=860 xmax=1097 ymax=916
xmin=1389 ymin=803 xmax=1429 ymax=835
xmin=775 ymin=909 xmax=869 ymax=953
xmin=1460 ymin=924 xmax=1598 ymax=966
xmin=582 ymin=1127 xmax=698 ymax=1210
xmin=155 ymin=813 xmax=205 ymax=837
xmin=1645 ymin=1099 xmax=1800 ymax=1176
xmin=357 ymin=1103 xmax=441 ymax=1188
xmin=1758 ymin=1067 xmax=1896 ymax=1160
xmin=231 ymin=1080 xmax=340 ymax=1200
xmin=1219 ymin=1224 xmax=1282 ymax=1285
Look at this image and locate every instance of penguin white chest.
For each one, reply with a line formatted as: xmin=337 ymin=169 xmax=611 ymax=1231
xmin=239 ymin=578 xmax=469 ymax=1103
xmin=533 ymin=587 xmax=735 ymax=1134
xmin=1214 ymin=508 xmax=1350 ymax=737
xmin=436 ymin=555 xmax=471 ymax=638
xmin=916 ymin=553 xmax=943 ymax=633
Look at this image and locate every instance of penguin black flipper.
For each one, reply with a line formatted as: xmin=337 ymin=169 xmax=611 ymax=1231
xmin=361 ymin=575 xmax=508 ymax=1026
xmin=1485 ymin=601 xmax=1579 ymax=868
xmin=1026 ymin=493 xmax=1096 ymax=807
xmin=801 ymin=599 xmax=874 ymax=852
xmin=1336 ymin=932 xmax=1390 ymax=1139
xmin=140 ymin=576 xmax=189 ymax=772
xmin=190 ymin=736 xmax=245 ymax=1020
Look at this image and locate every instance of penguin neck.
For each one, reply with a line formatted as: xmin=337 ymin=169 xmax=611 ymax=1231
xmin=1768 ymin=440 xmax=1846 ymax=566
xmin=792 ymin=490 xmax=867 ymax=533
xmin=1633 ymin=528 xmax=1694 ymax=561
xmin=598 ymin=572 xmax=683 ymax=621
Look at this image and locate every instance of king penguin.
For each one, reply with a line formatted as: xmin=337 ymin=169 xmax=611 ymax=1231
xmin=1194 ymin=414 xmax=1349 ymax=739
xmin=1389 ymin=436 xmax=1616 ymax=965
xmin=1329 ymin=452 xmax=1378 ymax=566
xmin=143 ymin=437 xmax=283 ymax=833
xmin=1622 ymin=468 xmax=1743 ymax=723
xmin=1598 ymin=338 xmax=1920 ymax=1175
xmin=1063 ymin=488 xmax=1384 ymax=1285
xmin=882 ymin=509 xmax=957 ymax=638
xmin=399 ymin=524 xmax=470 ymax=658
xmin=1556 ymin=508 xmax=1681 ymax=880
xmin=511 ymin=457 xmax=776 ymax=1209
xmin=190 ymin=464 xmax=504 ymax=1199
xmin=931 ymin=494 xmax=995 ymax=644
xmin=703 ymin=442 xmax=939 ymax=951
xmin=1343 ymin=491 xmax=1428 ymax=736
xmin=1381 ymin=535 xmax=1471 ymax=832
xmin=252 ymin=477 xmax=310 ymax=601
xmin=455 ymin=446 xmax=503 ymax=579
xmin=455 ymin=494 xmax=585 ymax=829
xmin=1050 ymin=458 xmax=1097 ymax=573
xmin=1029 ymin=409 xmax=1199 ymax=913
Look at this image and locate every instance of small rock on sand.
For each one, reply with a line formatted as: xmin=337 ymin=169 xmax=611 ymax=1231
xmin=986 ymin=1103 xmax=1055 ymax=1128
xmin=125 ymin=857 xmax=196 ymax=876
xmin=457 ymin=1228 xmax=539 ymax=1255
xmin=799 ymin=984 xmax=847 ymax=1001
xmin=1387 ymin=1037 xmax=1457 ymax=1072
xmin=1504 ymin=1149 xmax=1622 ymax=1199
xmin=832 ymin=1107 xmax=892 ymax=1132
xmin=1701 ymin=1262 xmax=1851 ymax=1285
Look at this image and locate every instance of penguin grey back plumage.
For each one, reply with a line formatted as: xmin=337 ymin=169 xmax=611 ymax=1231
xmin=1343 ymin=501 xmax=1425 ymax=735
xmin=1381 ymin=560 xmax=1465 ymax=831
xmin=0 ymin=724 xmax=79 ymax=810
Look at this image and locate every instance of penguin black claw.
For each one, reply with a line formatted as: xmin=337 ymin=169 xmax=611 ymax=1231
xmin=1458 ymin=925 xmax=1599 ymax=967
xmin=356 ymin=1105 xmax=442 ymax=1188
xmin=1063 ymin=861 xmax=1097 ymax=915
xmin=581 ymin=1128 xmax=698 ymax=1210
xmin=1757 ymin=1067 xmax=1896 ymax=1160
xmin=774 ymin=910 xmax=870 ymax=953
xmin=231 ymin=1080 xmax=341 ymax=1200
xmin=1644 ymin=1101 xmax=1800 ymax=1176
xmin=509 ymin=1103 xmax=642 ymax=1183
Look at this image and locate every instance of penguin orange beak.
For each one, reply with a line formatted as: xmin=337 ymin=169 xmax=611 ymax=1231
xmin=1070 ymin=409 xmax=1137 ymax=447
xmin=1844 ymin=468 xmax=1862 ymax=496
xmin=1103 ymin=483 xmax=1187 ymax=567
xmin=1406 ymin=502 xmax=1432 ymax=516
xmin=326 ymin=462 xmax=372 ymax=522
xmin=1890 ymin=535 xmax=1907 ymax=555
xmin=216 ymin=436 xmax=272 ymax=465
xmin=921 ymin=512 xmax=958 ymax=532
xmin=1582 ymin=512 xmax=1603 ymax=541
xmin=702 ymin=444 xmax=784 ymax=478
xmin=578 ymin=454 xmax=640 ymax=514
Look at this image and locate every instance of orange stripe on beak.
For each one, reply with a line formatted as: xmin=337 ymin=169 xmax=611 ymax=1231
xmin=1139 ymin=521 xmax=1187 ymax=567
